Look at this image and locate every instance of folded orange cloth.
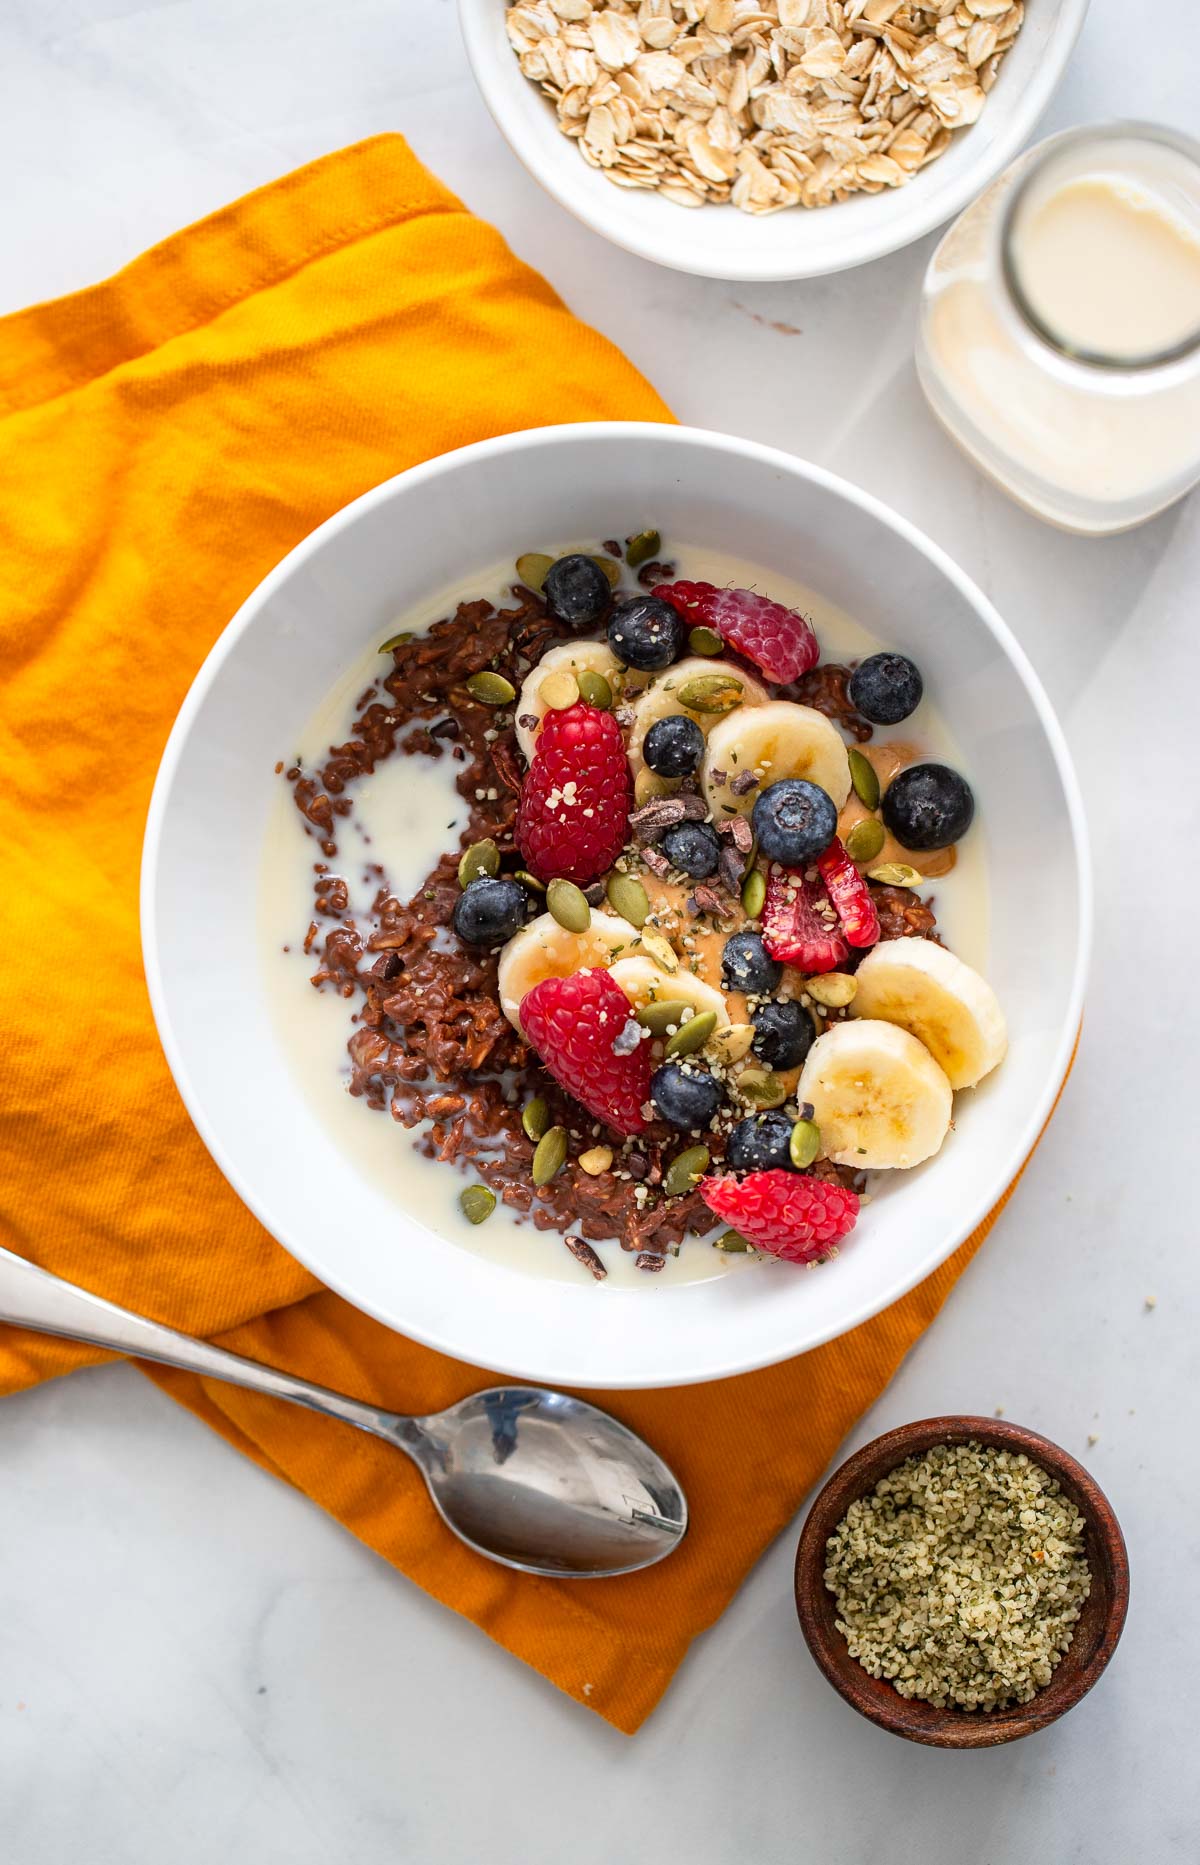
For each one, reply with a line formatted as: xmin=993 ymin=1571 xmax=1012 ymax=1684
xmin=0 ymin=135 xmax=1069 ymax=1733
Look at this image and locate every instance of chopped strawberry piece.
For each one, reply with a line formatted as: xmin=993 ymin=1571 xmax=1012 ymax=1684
xmin=816 ymin=837 xmax=880 ymax=949
xmin=653 ymin=580 xmax=820 ymax=683
xmin=760 ymin=862 xmax=848 ymax=973
xmin=520 ymin=969 xmax=651 ymax=1137
xmin=516 ymin=701 xmax=631 ymax=885
xmin=701 ymin=1169 xmax=859 ymax=1263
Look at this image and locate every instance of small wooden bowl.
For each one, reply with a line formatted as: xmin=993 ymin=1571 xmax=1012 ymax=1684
xmin=795 ymin=1416 xmax=1129 ymax=1748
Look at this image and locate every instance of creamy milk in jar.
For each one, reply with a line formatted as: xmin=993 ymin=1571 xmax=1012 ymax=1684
xmin=917 ymin=124 xmax=1200 ymax=534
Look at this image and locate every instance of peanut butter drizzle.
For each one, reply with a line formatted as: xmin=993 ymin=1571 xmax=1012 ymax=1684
xmin=837 ymin=740 xmax=957 ymax=880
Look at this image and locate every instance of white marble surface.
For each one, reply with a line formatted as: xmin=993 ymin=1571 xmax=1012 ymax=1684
xmin=1 ymin=2 xmax=1198 ymax=1859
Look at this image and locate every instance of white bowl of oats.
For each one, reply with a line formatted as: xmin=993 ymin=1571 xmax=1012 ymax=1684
xmin=144 ymin=422 xmax=1088 ymax=1389
xmin=461 ymin=0 xmax=1090 ymax=280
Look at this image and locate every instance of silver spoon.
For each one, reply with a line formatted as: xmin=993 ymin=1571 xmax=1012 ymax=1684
xmin=0 ymin=1244 xmax=687 ymax=1577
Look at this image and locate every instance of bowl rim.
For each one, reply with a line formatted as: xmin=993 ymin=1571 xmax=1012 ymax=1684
xmin=140 ymin=421 xmax=1092 ymax=1388
xmin=794 ymin=1414 xmax=1130 ymax=1747
xmin=457 ymin=0 xmax=1093 ymax=282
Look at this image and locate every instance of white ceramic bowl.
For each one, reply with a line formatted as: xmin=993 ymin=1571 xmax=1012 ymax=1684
xmin=459 ymin=0 xmax=1090 ymax=280
xmin=142 ymin=424 xmax=1088 ymax=1389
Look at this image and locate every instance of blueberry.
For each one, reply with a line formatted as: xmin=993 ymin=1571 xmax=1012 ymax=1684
xmin=725 ymin=1111 xmax=795 ymax=1175
xmin=644 ymin=714 xmax=704 ymax=778
xmin=452 ymin=876 xmax=527 ymax=947
xmin=542 ymin=554 xmax=612 ymax=629
xmin=650 ymin=1061 xmax=723 ymax=1130
xmin=882 ymin=761 xmax=974 ymax=851
xmin=752 ymin=779 xmax=838 ymax=867
xmin=661 ymin=820 xmax=720 ymax=879
xmin=752 ymin=999 xmax=815 ymax=1070
xmin=607 ymin=595 xmax=686 ymax=672
xmin=721 ymin=930 xmax=782 ymax=997
xmin=848 ymin=652 xmax=924 ymax=726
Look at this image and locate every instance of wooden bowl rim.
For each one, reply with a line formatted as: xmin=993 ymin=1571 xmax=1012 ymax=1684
xmin=794 ymin=1415 xmax=1130 ymax=1749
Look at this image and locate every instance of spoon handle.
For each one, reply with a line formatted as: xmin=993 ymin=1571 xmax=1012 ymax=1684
xmin=0 ymin=1244 xmax=414 ymax=1449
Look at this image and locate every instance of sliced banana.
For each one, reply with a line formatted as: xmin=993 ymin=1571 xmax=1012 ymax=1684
xmin=702 ymin=700 xmax=851 ymax=818
xmin=497 ymin=910 xmax=640 ymax=1026
xmin=851 ymin=937 xmax=1006 ymax=1090
xmin=515 ymin=640 xmax=625 ymax=762
xmin=797 ymin=1019 xmax=952 ymax=1170
xmin=607 ymin=956 xmax=730 ymax=1029
xmin=626 ymin=656 xmax=769 ymax=779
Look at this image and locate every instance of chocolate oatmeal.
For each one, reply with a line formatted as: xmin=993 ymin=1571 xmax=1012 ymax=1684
xmin=288 ymin=583 xmax=730 ymax=1256
xmin=281 ymin=542 xmax=1001 ymax=1277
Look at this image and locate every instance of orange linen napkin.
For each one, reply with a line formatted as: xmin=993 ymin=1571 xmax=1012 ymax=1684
xmin=0 ymin=136 xmax=1070 ymax=1734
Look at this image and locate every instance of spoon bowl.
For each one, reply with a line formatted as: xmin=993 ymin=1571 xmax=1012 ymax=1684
xmin=406 ymin=1387 xmax=688 ymax=1576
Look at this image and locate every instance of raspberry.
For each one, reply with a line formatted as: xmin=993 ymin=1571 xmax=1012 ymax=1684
xmin=520 ymin=968 xmax=651 ymax=1137
xmin=653 ymin=581 xmax=820 ymax=683
xmin=761 ymin=862 xmax=848 ymax=973
xmin=701 ymin=1169 xmax=859 ymax=1263
xmin=816 ymin=837 xmax=880 ymax=949
xmin=516 ymin=702 xmax=631 ymax=885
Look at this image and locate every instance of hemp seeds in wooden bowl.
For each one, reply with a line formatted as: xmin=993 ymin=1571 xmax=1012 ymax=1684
xmin=794 ymin=1416 xmax=1129 ymax=1747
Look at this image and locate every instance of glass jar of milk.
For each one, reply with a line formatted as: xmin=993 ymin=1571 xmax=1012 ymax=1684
xmin=916 ymin=123 xmax=1200 ymax=535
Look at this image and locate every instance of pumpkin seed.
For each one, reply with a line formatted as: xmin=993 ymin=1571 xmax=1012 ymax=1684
xmin=514 ymin=869 xmax=546 ymax=895
xmin=677 ymin=674 xmax=745 ymax=714
xmin=540 ymin=669 xmax=579 ymax=711
xmin=635 ymin=998 xmax=690 ymax=1037
xmin=788 ymin=1119 xmax=821 ymax=1171
xmin=687 ymin=626 xmax=724 ymax=657
xmin=845 ymin=816 xmax=885 ymax=865
xmin=741 ymin=867 xmax=766 ymax=919
xmin=591 ymin=554 xmax=622 ymax=588
xmin=737 ymin=1069 xmax=787 ymax=1109
xmin=515 ymin=552 xmax=554 ymax=592
xmin=522 ymin=1095 xmax=550 ymax=1142
xmin=606 ymin=872 xmax=650 ymax=927
xmin=806 ymin=972 xmax=857 ymax=1009
xmin=708 ymin=1022 xmax=755 ymax=1065
xmin=664 ymin=1145 xmax=710 ymax=1199
xmin=459 ymin=1184 xmax=496 ymax=1225
xmin=847 ymin=746 xmax=881 ymax=810
xmin=531 ymin=1125 xmax=568 ymax=1186
xmin=578 ymin=1145 xmax=613 ymax=1177
xmin=634 ymin=767 xmax=681 ymax=807
xmin=665 ymin=1009 xmax=718 ymax=1059
xmin=624 ymin=528 xmax=661 ymax=567
xmin=639 ymin=929 xmax=678 ymax=974
xmin=547 ymin=878 xmax=591 ymax=934
xmin=466 ymin=671 xmax=516 ymax=706
xmin=868 ymin=862 xmax=924 ymax=889
xmin=457 ymin=838 xmax=500 ymax=889
xmin=378 ymin=629 xmax=414 ymax=654
xmin=576 ymin=669 xmax=613 ymax=710
xmin=713 ymin=1228 xmax=755 ymax=1253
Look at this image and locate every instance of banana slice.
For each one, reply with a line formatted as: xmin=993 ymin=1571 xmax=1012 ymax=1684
xmin=497 ymin=909 xmax=640 ymax=1026
xmin=515 ymin=641 xmax=625 ymax=762
xmin=608 ymin=956 xmax=730 ymax=1029
xmin=797 ymin=1019 xmax=952 ymax=1170
xmin=851 ymin=937 xmax=1007 ymax=1090
xmin=702 ymin=700 xmax=851 ymax=818
xmin=626 ymin=656 xmax=770 ymax=779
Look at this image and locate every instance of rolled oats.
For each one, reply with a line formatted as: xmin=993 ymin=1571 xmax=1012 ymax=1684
xmin=505 ymin=0 xmax=1024 ymax=213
